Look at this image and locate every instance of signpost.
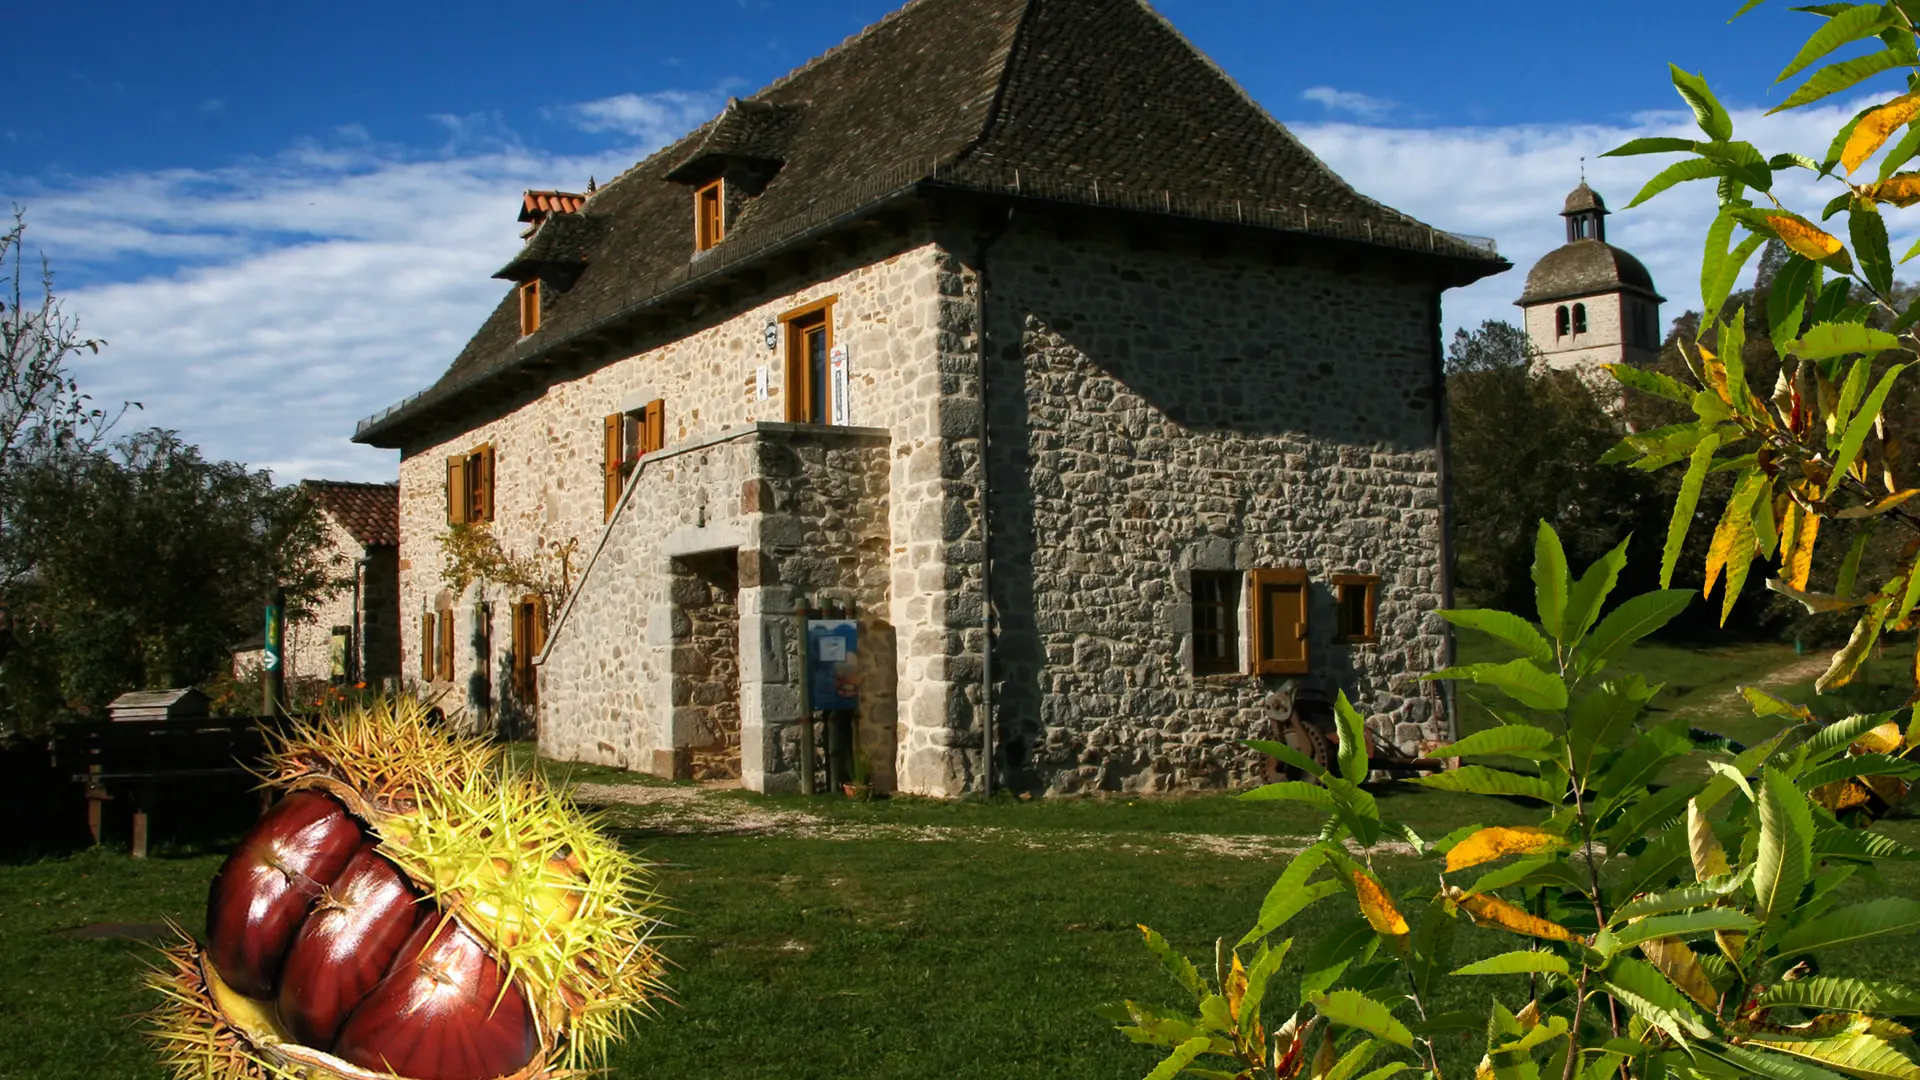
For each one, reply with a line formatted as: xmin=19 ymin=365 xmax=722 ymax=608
xmin=262 ymin=586 xmax=285 ymax=716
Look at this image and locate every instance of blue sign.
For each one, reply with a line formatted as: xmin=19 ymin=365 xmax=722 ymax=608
xmin=263 ymin=604 xmax=284 ymax=672
xmin=806 ymin=619 xmax=859 ymax=711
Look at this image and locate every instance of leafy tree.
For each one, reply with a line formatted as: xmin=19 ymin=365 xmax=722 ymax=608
xmin=1601 ymin=1 xmax=1920 ymax=693
xmin=0 ymin=209 xmax=136 ymax=589
xmin=1 ymin=430 xmax=337 ymax=727
xmin=1447 ymin=321 xmax=1663 ymax=614
xmin=1108 ymin=526 xmax=1920 ymax=1079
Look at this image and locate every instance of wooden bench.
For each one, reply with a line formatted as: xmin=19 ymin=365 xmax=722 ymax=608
xmin=49 ymin=717 xmax=273 ymax=857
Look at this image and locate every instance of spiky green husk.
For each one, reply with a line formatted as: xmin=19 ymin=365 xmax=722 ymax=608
xmin=376 ymin=762 xmax=671 ymax=1071
xmin=146 ymin=693 xmax=668 ymax=1080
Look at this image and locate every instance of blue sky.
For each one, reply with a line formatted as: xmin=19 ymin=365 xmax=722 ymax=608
xmin=0 ymin=1 xmax=1897 ymax=482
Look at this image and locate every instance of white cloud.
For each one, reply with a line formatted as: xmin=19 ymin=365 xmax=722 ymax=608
xmin=5 ymin=113 xmax=703 ymax=484
xmin=1284 ymin=95 xmax=1912 ymax=348
xmin=551 ymin=88 xmax=734 ymax=146
xmin=1300 ymin=86 xmax=1396 ymax=121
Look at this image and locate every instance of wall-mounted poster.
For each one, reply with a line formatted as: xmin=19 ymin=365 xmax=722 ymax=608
xmin=806 ymin=618 xmax=858 ymax=711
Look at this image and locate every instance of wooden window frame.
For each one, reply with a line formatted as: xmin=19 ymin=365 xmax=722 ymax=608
xmin=447 ymin=443 xmax=496 ymax=525
xmin=511 ymin=594 xmax=547 ymax=705
xmin=518 ymin=279 xmax=541 ymax=336
xmin=1189 ymin=570 xmax=1241 ymax=675
xmin=780 ymin=296 xmax=837 ymax=425
xmin=694 ymin=179 xmax=725 ymax=251
xmin=420 ymin=612 xmax=437 ymax=681
xmin=436 ymin=607 xmax=455 ymax=682
xmin=1248 ymin=567 xmax=1310 ymax=676
xmin=601 ymin=400 xmax=666 ymax=521
xmin=1333 ymin=574 xmax=1380 ymax=645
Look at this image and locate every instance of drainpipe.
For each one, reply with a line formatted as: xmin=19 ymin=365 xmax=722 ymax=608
xmin=1428 ymin=287 xmax=1458 ymax=740
xmin=975 ymin=205 xmax=1016 ymax=797
xmin=352 ymin=555 xmax=373 ymax=685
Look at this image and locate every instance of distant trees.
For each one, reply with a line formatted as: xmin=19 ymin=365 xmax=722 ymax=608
xmin=1445 ymin=320 xmax=1661 ymax=614
xmin=0 ymin=210 xmax=336 ymax=731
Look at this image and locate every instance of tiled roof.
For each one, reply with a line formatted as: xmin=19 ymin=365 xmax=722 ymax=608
xmin=519 ymin=191 xmax=586 ymax=222
xmin=304 ymin=480 xmax=400 ymax=547
xmin=1517 ymin=240 xmax=1663 ymax=306
xmin=355 ymin=0 xmax=1507 ymax=448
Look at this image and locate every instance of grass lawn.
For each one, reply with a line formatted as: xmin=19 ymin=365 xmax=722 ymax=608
xmin=6 ymin=775 xmax=1917 ymax=1080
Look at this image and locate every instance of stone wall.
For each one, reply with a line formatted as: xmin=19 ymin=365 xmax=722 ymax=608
xmin=978 ymin=219 xmax=1452 ymax=795
xmin=673 ymin=552 xmax=741 ymax=782
xmin=395 ymin=233 xmax=953 ymax=750
xmin=283 ymin=514 xmax=360 ymax=683
xmin=1523 ymin=291 xmax=1660 ymax=374
xmin=536 ymin=424 xmax=891 ymax=793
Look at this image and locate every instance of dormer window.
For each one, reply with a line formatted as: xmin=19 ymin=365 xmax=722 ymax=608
xmin=518 ymin=279 xmax=541 ymax=336
xmin=695 ymin=179 xmax=725 ymax=251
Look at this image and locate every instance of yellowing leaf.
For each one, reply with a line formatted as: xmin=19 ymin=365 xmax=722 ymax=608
xmin=1444 ymin=825 xmax=1571 ymax=873
xmin=1870 ymin=171 xmax=1920 ymax=207
xmin=1812 ymin=779 xmax=1876 ymax=811
xmin=1835 ymin=489 xmax=1920 ymax=519
xmin=1698 ymin=342 xmax=1733 ymax=404
xmin=1784 ymin=504 xmax=1819 ymax=590
xmin=1355 ymin=870 xmax=1409 ymax=937
xmin=1771 ymin=215 xmax=1849 ymax=266
xmin=1843 ymin=92 xmax=1920 ymax=174
xmin=1689 ymin=799 xmax=1732 ymax=881
xmin=1226 ymin=951 xmax=1248 ymax=1021
xmin=1639 ymin=935 xmax=1720 ymax=1009
xmin=1447 ymin=887 xmax=1581 ymax=942
xmin=1856 ymin=721 xmax=1905 ymax=756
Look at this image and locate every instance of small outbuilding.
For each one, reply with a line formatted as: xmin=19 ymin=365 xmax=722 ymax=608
xmin=107 ymin=688 xmax=212 ymax=723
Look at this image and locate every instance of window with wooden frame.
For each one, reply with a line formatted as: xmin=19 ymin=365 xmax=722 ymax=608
xmin=420 ymin=612 xmax=438 ymax=681
xmin=446 ymin=443 xmax=495 ymax=525
xmin=781 ymin=296 xmax=835 ymax=425
xmin=436 ymin=607 xmax=456 ymax=681
xmin=518 ymin=279 xmax=541 ymax=336
xmin=694 ymin=179 xmax=725 ymax=251
xmin=511 ymin=595 xmax=548 ymax=705
xmin=601 ymin=399 xmax=665 ymax=520
xmin=1247 ymin=568 xmax=1309 ymax=676
xmin=1190 ymin=571 xmax=1241 ymax=674
xmin=1333 ymin=574 xmax=1380 ymax=644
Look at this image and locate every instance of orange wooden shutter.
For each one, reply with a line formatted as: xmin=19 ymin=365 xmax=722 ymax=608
xmin=519 ymin=280 xmax=540 ymax=335
xmin=477 ymin=445 xmax=496 ymax=523
xmin=603 ymin=414 xmax=622 ymax=520
xmin=446 ymin=456 xmax=468 ymax=525
xmin=1249 ymin=569 xmax=1309 ymax=676
xmin=532 ymin=597 xmax=548 ymax=654
xmin=438 ymin=611 xmax=455 ymax=680
xmin=643 ymin=399 xmax=665 ymax=454
xmin=511 ymin=602 xmax=528 ymax=700
xmin=420 ymin=613 xmax=436 ymax=680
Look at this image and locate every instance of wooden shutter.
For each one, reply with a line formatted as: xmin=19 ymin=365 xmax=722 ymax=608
xmin=643 ymin=399 xmax=665 ymax=454
xmin=603 ymin=414 xmax=622 ymax=520
xmin=437 ymin=611 xmax=455 ymax=681
xmin=446 ymin=456 xmax=468 ymax=525
xmin=532 ymin=597 xmax=548 ymax=655
xmin=1249 ymin=569 xmax=1309 ymax=676
xmin=511 ymin=601 xmax=529 ymax=701
xmin=420 ymin=613 xmax=436 ymax=680
xmin=476 ymin=445 xmax=496 ymax=523
xmin=519 ymin=280 xmax=540 ymax=335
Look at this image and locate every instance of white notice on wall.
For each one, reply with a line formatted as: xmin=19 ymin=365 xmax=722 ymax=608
xmin=817 ymin=635 xmax=846 ymax=662
xmin=829 ymin=343 xmax=850 ymax=425
xmin=755 ymin=366 xmax=769 ymax=400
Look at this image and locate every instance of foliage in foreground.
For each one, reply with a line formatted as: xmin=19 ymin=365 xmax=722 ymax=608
xmin=1109 ymin=524 xmax=1920 ymax=1079
xmin=1602 ymin=0 xmax=1920 ymax=693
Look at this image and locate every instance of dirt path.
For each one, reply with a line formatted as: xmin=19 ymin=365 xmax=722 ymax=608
xmin=567 ymin=782 xmax=1421 ymax=860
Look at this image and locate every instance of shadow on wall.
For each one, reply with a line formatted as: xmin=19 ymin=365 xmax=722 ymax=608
xmin=980 ymin=232 xmax=1442 ymax=794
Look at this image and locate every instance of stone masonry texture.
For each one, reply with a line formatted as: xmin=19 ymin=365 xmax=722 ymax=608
xmin=394 ymin=214 xmax=1454 ymax=797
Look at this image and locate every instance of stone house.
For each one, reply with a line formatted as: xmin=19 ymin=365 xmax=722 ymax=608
xmin=352 ymin=0 xmax=1507 ymax=796
xmin=234 ymin=481 xmax=401 ymax=687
